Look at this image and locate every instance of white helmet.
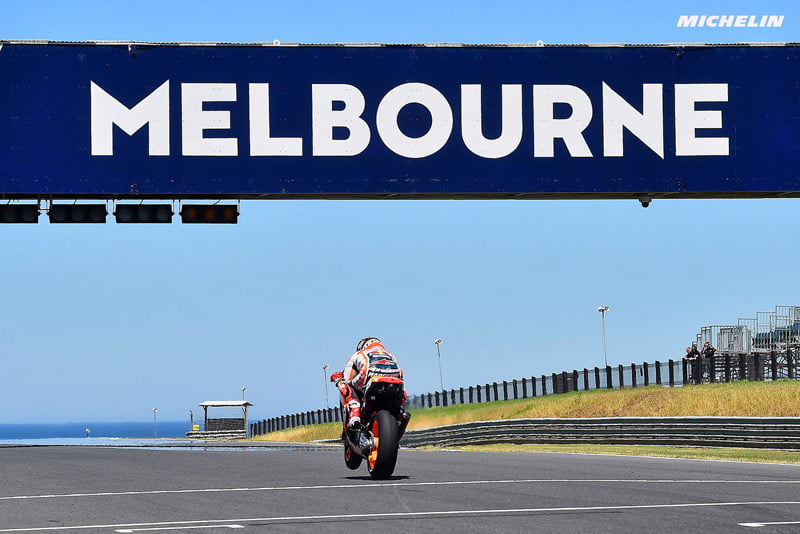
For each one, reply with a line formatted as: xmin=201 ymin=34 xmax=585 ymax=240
xmin=356 ymin=337 xmax=380 ymax=351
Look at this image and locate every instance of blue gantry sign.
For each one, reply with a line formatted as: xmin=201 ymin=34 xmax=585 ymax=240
xmin=1 ymin=41 xmax=799 ymax=199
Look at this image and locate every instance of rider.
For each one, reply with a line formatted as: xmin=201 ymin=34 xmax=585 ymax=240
xmin=330 ymin=337 xmax=409 ymax=431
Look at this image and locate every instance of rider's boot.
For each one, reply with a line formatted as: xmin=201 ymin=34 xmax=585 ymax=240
xmin=398 ymin=411 xmax=411 ymax=438
xmin=347 ymin=402 xmax=362 ymax=430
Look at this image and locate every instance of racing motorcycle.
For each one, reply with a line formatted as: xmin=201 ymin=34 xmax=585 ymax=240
xmin=340 ymin=375 xmax=411 ymax=479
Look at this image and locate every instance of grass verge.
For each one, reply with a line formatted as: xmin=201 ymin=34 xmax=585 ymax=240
xmin=250 ymin=381 xmax=800 ymax=464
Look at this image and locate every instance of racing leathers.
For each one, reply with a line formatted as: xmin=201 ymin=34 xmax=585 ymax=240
xmin=331 ymin=340 xmax=407 ymax=429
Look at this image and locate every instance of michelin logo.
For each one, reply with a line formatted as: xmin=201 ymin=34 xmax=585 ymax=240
xmin=678 ymin=15 xmax=784 ymax=28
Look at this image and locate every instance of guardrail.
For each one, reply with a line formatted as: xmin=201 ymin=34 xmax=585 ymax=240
xmin=398 ymin=417 xmax=800 ymax=449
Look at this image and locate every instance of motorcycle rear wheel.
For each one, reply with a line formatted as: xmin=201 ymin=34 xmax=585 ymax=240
xmin=366 ymin=409 xmax=399 ymax=479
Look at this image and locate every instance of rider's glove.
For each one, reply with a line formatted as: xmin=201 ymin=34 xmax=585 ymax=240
xmin=330 ymin=371 xmax=344 ymax=383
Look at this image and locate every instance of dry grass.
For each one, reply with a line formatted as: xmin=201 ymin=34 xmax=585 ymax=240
xmin=250 ymin=381 xmax=800 ymax=447
xmin=405 ymin=380 xmax=800 ymax=429
xmin=454 ymin=444 xmax=800 ymax=464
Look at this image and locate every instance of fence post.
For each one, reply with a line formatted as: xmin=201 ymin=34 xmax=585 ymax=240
xmin=631 ymin=363 xmax=637 ymax=388
xmin=709 ymin=354 xmax=716 ymax=383
xmin=503 ymin=380 xmax=509 ymax=400
xmin=654 ymin=360 xmax=662 ymax=385
xmin=493 ymin=382 xmax=499 ymax=401
xmin=739 ymin=354 xmax=748 ymax=380
xmin=486 ymin=383 xmax=492 ymax=402
xmin=618 ymin=365 xmax=625 ymax=388
xmin=681 ymin=358 xmax=688 ymax=385
xmin=541 ymin=375 xmax=548 ymax=395
xmin=552 ymin=373 xmax=559 ymax=394
xmin=789 ymin=349 xmax=796 ymax=380
xmin=770 ymin=352 xmax=778 ymax=381
xmin=754 ymin=354 xmax=763 ymax=381
xmin=605 ymin=366 xmax=613 ymax=389
xmin=583 ymin=369 xmax=590 ymax=391
xmin=451 ymin=389 xmax=456 ymax=405
xmin=459 ymin=387 xmax=464 ymax=404
xmin=476 ymin=385 xmax=482 ymax=403
xmin=531 ymin=376 xmax=537 ymax=397
xmin=469 ymin=385 xmax=474 ymax=404
xmin=513 ymin=379 xmax=519 ymax=400
xmin=668 ymin=359 xmax=675 ymax=387
xmin=594 ymin=367 xmax=601 ymax=389
xmin=724 ymin=354 xmax=731 ymax=382
xmin=522 ymin=378 xmax=528 ymax=399
xmin=643 ymin=362 xmax=649 ymax=386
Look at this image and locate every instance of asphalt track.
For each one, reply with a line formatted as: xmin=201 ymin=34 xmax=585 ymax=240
xmin=1 ymin=442 xmax=799 ymax=533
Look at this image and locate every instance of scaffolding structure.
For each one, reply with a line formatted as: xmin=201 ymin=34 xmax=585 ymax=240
xmin=695 ymin=305 xmax=799 ymax=381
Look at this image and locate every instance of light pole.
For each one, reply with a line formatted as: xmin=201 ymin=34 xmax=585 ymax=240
xmin=434 ymin=339 xmax=444 ymax=391
xmin=242 ymin=387 xmax=247 ymax=400
xmin=322 ymin=364 xmax=330 ymax=409
xmin=152 ymin=408 xmax=158 ymax=439
xmin=597 ymin=306 xmax=610 ymax=367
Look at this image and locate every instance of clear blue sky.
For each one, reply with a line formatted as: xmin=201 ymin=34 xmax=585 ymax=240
xmin=2 ymin=0 xmax=798 ymax=423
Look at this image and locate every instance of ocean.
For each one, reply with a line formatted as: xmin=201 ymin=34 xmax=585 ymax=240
xmin=0 ymin=421 xmax=191 ymax=442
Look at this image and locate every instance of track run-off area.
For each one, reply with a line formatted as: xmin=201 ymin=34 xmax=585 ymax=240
xmin=1 ymin=443 xmax=799 ymax=533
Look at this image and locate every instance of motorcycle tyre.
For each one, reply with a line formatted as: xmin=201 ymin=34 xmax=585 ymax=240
xmin=367 ymin=409 xmax=399 ymax=480
xmin=344 ymin=442 xmax=362 ymax=470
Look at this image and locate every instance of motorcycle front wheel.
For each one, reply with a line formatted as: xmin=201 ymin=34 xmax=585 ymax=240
xmin=344 ymin=442 xmax=362 ymax=470
xmin=366 ymin=409 xmax=399 ymax=479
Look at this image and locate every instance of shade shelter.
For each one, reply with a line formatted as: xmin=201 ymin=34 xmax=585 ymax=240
xmin=198 ymin=400 xmax=253 ymax=437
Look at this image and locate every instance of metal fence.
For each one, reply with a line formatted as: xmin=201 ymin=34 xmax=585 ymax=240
xmin=250 ymin=352 xmax=798 ymax=437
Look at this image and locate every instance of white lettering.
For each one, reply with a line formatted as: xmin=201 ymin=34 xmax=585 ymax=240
xmin=461 ymin=85 xmax=522 ymax=159
xmin=675 ymin=84 xmax=729 ymax=156
xmin=679 ymin=14 xmax=783 ymax=28
xmin=768 ymin=15 xmax=784 ymax=27
xmin=90 ymin=81 xmax=170 ymax=156
xmin=533 ymin=85 xmax=593 ymax=158
xmin=376 ymin=83 xmax=453 ymax=159
xmin=249 ymin=84 xmax=302 ymax=156
xmin=181 ymin=83 xmax=238 ymax=156
xmin=311 ymin=84 xmax=370 ymax=156
xmin=90 ymin=81 xmax=732 ymax=161
xmin=602 ymin=82 xmax=664 ymax=159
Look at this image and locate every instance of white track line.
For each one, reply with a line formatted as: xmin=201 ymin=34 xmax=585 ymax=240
xmin=740 ymin=521 xmax=800 ymax=528
xmin=2 ymin=479 xmax=800 ymax=501
xmin=116 ymin=526 xmax=244 ymax=533
xmin=0 ymin=501 xmax=799 ymax=532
